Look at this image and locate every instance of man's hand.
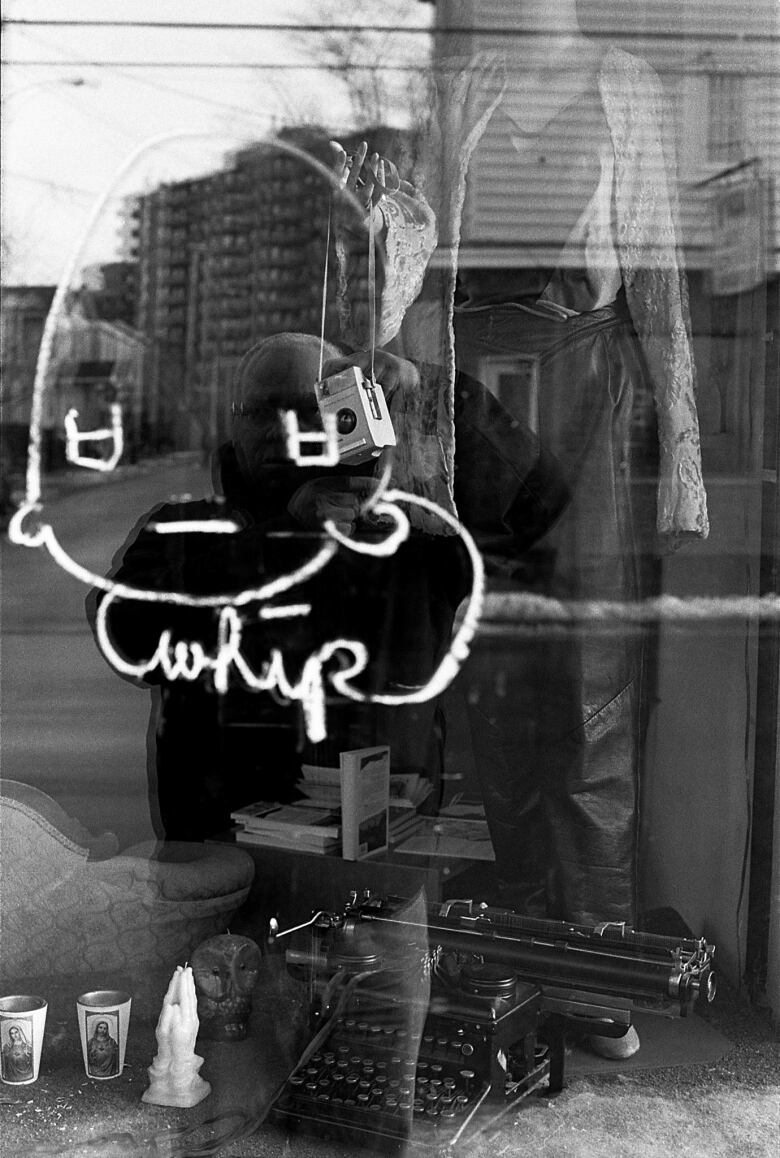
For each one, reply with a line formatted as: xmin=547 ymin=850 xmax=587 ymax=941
xmin=321 ymin=349 xmax=420 ymax=402
xmin=329 ymin=140 xmax=401 ymax=213
xmin=288 ymin=476 xmax=383 ymax=536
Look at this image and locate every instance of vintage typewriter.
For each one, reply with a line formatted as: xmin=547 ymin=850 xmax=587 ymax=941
xmin=267 ymin=890 xmax=716 ymax=1150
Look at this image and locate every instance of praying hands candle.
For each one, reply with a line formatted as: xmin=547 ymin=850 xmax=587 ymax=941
xmin=142 ymin=965 xmax=211 ymax=1108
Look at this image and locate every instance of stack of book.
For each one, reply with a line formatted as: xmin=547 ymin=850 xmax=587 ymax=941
xmin=230 ymin=801 xmax=341 ymax=854
xmin=299 ymin=763 xmax=431 ymax=850
xmin=231 ymin=748 xmax=441 ymax=860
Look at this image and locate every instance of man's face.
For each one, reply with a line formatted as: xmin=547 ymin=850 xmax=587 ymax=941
xmin=232 ymin=342 xmax=331 ymax=481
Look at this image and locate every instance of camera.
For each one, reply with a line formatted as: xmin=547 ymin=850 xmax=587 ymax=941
xmin=315 ymin=366 xmax=396 ymax=465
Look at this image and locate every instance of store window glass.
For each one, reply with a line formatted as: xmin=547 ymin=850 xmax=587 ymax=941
xmin=1 ymin=2 xmax=777 ymax=1153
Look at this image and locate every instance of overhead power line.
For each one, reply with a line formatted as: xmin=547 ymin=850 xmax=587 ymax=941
xmin=1 ymin=61 xmax=432 ymax=71
xmin=1 ymin=20 xmax=777 ymax=42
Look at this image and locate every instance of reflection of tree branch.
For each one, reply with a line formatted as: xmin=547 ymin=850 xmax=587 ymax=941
xmin=294 ymin=0 xmax=431 ymax=129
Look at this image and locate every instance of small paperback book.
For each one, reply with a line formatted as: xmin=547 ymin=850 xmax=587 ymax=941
xmin=340 ymin=746 xmax=390 ymax=861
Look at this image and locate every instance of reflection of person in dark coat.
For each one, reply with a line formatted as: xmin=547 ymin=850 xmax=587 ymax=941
xmin=88 ymin=333 xmax=565 ymax=841
xmin=87 ymin=1021 xmax=119 ymax=1078
xmin=2 ymin=1025 xmax=33 ymax=1082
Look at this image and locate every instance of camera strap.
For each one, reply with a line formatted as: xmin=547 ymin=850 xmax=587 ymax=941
xmin=367 ymin=201 xmax=377 ymax=382
xmin=317 ymin=201 xmax=332 ymax=383
xmin=318 ymin=183 xmax=380 ymax=383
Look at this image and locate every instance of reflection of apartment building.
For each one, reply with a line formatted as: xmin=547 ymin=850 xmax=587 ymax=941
xmin=120 ymin=129 xmax=343 ymax=450
xmin=120 ymin=125 xmax=411 ymax=450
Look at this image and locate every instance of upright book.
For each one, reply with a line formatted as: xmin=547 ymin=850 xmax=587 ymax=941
xmin=339 ymin=746 xmax=390 ymax=861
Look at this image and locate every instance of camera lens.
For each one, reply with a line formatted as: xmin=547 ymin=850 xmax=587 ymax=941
xmin=336 ymin=408 xmax=357 ymax=435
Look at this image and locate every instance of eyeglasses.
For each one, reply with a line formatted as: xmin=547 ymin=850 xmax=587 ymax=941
xmin=231 ymin=401 xmax=319 ymax=421
xmin=231 ymin=402 xmax=268 ymax=418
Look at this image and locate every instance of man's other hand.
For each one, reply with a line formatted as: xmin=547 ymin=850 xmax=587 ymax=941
xmin=288 ymin=476 xmax=382 ymax=537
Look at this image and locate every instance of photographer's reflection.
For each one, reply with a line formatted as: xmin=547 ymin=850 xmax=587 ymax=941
xmin=87 ymin=332 xmax=564 ymax=844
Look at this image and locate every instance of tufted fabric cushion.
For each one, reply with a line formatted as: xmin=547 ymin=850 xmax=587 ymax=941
xmin=119 ymin=840 xmax=254 ymax=902
xmin=0 ymin=783 xmax=255 ymax=979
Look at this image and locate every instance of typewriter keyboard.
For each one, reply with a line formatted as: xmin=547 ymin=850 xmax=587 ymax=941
xmin=271 ymin=1014 xmax=490 ymax=1147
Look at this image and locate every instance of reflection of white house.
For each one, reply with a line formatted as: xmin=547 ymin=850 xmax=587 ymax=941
xmin=0 ymin=286 xmax=147 ymax=471
xmin=52 ymin=308 xmax=146 ymax=437
xmin=427 ymin=0 xmax=777 ymax=277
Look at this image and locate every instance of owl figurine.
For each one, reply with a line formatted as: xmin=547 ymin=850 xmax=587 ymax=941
xmin=191 ymin=933 xmax=262 ymax=1041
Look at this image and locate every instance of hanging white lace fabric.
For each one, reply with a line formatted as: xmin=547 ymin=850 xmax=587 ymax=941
xmin=334 ymin=46 xmax=708 ymax=542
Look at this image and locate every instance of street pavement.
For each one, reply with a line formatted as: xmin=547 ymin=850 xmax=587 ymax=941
xmin=1 ymin=454 xmax=212 ymax=846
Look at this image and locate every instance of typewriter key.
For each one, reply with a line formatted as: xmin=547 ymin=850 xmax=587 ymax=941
xmin=455 ymin=1094 xmax=469 ymax=1111
xmin=459 ymin=1070 xmax=475 ymax=1096
xmin=444 ymin=1077 xmax=456 ymax=1091
xmin=357 ymin=1093 xmax=370 ymax=1106
xmin=436 ymin=1037 xmax=449 ymax=1051
xmin=430 ymin=1063 xmax=443 ymax=1075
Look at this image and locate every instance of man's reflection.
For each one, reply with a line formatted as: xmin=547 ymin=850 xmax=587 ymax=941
xmin=87 ymin=330 xmax=565 ymax=842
